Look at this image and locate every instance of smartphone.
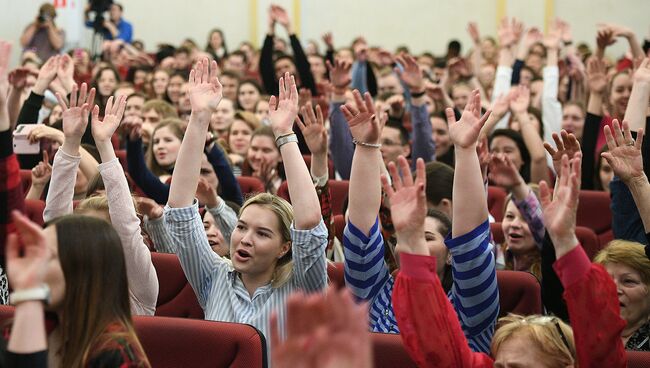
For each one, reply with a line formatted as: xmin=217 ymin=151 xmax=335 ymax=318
xmin=13 ymin=124 xmax=40 ymax=154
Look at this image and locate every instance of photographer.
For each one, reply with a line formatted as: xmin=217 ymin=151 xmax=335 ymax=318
xmin=19 ymin=3 xmax=65 ymax=62
xmin=84 ymin=2 xmax=133 ymax=43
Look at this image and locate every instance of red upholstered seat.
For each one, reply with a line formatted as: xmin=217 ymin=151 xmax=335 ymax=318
xmin=327 ymin=262 xmax=345 ymax=289
xmin=488 ymin=186 xmax=507 ymax=222
xmin=372 ymin=333 xmax=417 ymax=368
xmin=577 ymin=190 xmax=613 ymax=246
xmin=627 ymin=351 xmax=650 ymax=368
xmin=302 ymin=154 xmax=336 ymax=179
xmin=236 ymin=176 xmax=265 ymax=197
xmin=278 ymin=179 xmax=349 ymax=216
xmin=496 ymin=270 xmax=542 ymax=316
xmin=333 ymin=214 xmax=345 ymax=243
xmin=151 ymin=253 xmax=203 ymax=319
xmin=19 ymin=169 xmax=31 ymax=196
xmin=24 ymin=199 xmax=45 ymax=226
xmin=115 ymin=149 xmax=128 ymax=170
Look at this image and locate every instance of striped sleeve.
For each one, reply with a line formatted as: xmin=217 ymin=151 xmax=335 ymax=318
xmin=513 ymin=188 xmax=545 ymax=247
xmin=446 ymin=219 xmax=500 ymax=354
xmin=343 ymin=218 xmax=391 ymax=302
xmin=206 ymin=200 xmax=237 ymax=246
xmin=164 ymin=200 xmax=227 ymax=308
xmin=143 ymin=215 xmax=177 ymax=253
xmin=290 ymin=219 xmax=328 ymax=293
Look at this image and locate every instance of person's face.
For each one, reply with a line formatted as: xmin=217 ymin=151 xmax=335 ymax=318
xmin=255 ymin=100 xmax=270 ymax=123
xmin=133 ymin=70 xmax=148 ymax=88
xmin=478 ymin=64 xmax=496 ymax=88
xmin=308 ymin=55 xmax=327 ymax=81
xmin=152 ymin=71 xmax=170 ymax=97
xmin=178 ymin=83 xmax=192 ymax=113
xmin=599 ymin=159 xmax=613 ymax=193
xmin=494 ymin=332 xmax=554 ymax=368
xmin=273 ymin=38 xmax=288 ymax=53
xmin=74 ymin=168 xmax=87 ymax=196
xmin=610 ymin=73 xmax=633 ymax=117
xmin=562 ymin=105 xmax=585 ymax=141
xmin=229 ymin=119 xmax=254 ymax=155
xmin=247 ymin=135 xmax=281 ymax=173
xmin=210 ymin=98 xmax=235 ymax=136
xmin=525 ymin=54 xmax=543 ymax=75
xmin=220 ymin=76 xmax=239 ymax=102
xmin=520 ymin=69 xmax=534 ymax=87
xmin=604 ymin=262 xmax=650 ymax=330
xmin=152 ymin=127 xmax=182 ymax=167
xmin=42 ymin=226 xmax=65 ymax=310
xmin=125 ymin=96 xmax=144 ymax=119
xmin=335 ymin=49 xmax=354 ymax=65
xmin=430 ymin=116 xmax=451 ymax=158
xmin=481 ymin=39 xmax=497 ymax=60
xmin=230 ymin=204 xmax=290 ymax=277
xmin=175 ymin=52 xmax=191 ymax=70
xmin=167 ymin=75 xmax=184 ymax=104
xmin=380 ymin=126 xmax=409 ymax=165
xmin=203 ymin=211 xmax=227 ymax=256
xmin=98 ymin=69 xmax=117 ymax=97
xmin=378 ymin=74 xmax=404 ymax=96
xmin=238 ymin=83 xmax=260 ymax=112
xmin=210 ymin=31 xmax=223 ymax=50
xmin=114 ymin=86 xmax=134 ymax=101
xmin=490 ymin=136 xmax=524 ymax=171
xmin=274 ymin=58 xmax=296 ymax=80
xmin=49 ymin=104 xmax=63 ymax=124
xmin=424 ymin=217 xmax=449 ymax=278
xmin=109 ymin=4 xmax=122 ymax=22
xmin=200 ymin=154 xmax=219 ymax=191
xmin=502 ymin=201 xmax=536 ymax=255
xmin=451 ymin=85 xmax=471 ymax=110
xmin=225 ymin=55 xmax=246 ymax=74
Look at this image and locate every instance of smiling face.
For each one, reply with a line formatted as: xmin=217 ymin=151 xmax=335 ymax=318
xmin=380 ymin=126 xmax=410 ymax=165
xmin=605 ymin=262 xmax=650 ymax=333
xmin=561 ymin=104 xmax=585 ymax=141
xmin=430 ymin=116 xmax=451 ymax=158
xmin=97 ymin=69 xmax=118 ymax=97
xmin=247 ymin=135 xmax=281 ymax=173
xmin=238 ymin=83 xmax=261 ymax=112
xmin=230 ymin=204 xmax=290 ymax=279
xmin=502 ymin=200 xmax=536 ymax=255
xmin=609 ymin=73 xmax=632 ymax=118
xmin=152 ymin=126 xmax=182 ymax=167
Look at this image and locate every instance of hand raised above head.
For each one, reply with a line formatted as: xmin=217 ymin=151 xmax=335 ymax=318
xmin=447 ymin=89 xmax=491 ymax=149
xmin=57 ymin=82 xmax=96 ymax=142
xmin=340 ymin=90 xmax=384 ymax=145
xmin=269 ymin=72 xmax=299 ymax=137
xmin=601 ymin=119 xmax=645 ymax=184
xmin=326 ymin=59 xmax=352 ymax=90
xmin=91 ymin=94 xmax=127 ymax=143
xmin=544 ymin=130 xmax=581 ymax=176
xmin=297 ymin=102 xmax=327 ymax=156
xmin=395 ymin=53 xmax=424 ymax=93
xmin=188 ymin=58 xmax=223 ymax=113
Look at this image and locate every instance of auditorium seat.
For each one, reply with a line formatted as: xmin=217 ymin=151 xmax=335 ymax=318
xmin=487 ymin=186 xmax=507 ymax=222
xmin=627 ymin=351 xmax=650 ymax=368
xmin=372 ymin=333 xmax=417 ymax=368
xmin=150 ymin=253 xmax=204 ymax=319
xmin=24 ymin=199 xmax=45 ymax=226
xmin=577 ymin=190 xmax=613 ymax=246
xmin=301 ymin=154 xmax=335 ymax=179
xmin=236 ymin=176 xmax=265 ymax=197
xmin=278 ymin=179 xmax=349 ymax=216
xmin=327 ymin=262 xmax=345 ymax=289
xmin=333 ymin=214 xmax=345 ymax=243
xmin=19 ymin=169 xmax=31 ymax=195
xmin=115 ymin=149 xmax=128 ymax=170
xmin=496 ymin=270 xmax=542 ymax=316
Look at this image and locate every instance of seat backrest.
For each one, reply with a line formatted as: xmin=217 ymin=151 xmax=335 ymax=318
xmin=19 ymin=169 xmax=31 ymax=195
xmin=372 ymin=332 xmax=417 ymax=368
xmin=150 ymin=253 xmax=204 ymax=319
xmin=115 ymin=149 xmax=128 ymax=171
xmin=627 ymin=351 xmax=650 ymax=368
xmin=487 ymin=186 xmax=507 ymax=222
xmin=327 ymin=262 xmax=345 ymax=289
xmin=135 ymin=316 xmax=267 ymax=368
xmin=333 ymin=214 xmax=345 ymax=243
xmin=577 ymin=190 xmax=612 ymax=245
xmin=496 ymin=270 xmax=542 ymax=316
xmin=24 ymin=199 xmax=45 ymax=226
xmin=278 ymin=180 xmax=349 ymax=216
xmin=302 ymin=154 xmax=335 ymax=179
xmin=236 ymin=176 xmax=265 ymax=197
xmin=575 ymin=226 xmax=601 ymax=259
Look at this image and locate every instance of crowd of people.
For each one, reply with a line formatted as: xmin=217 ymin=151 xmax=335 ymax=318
xmin=3 ymin=1 xmax=650 ymax=367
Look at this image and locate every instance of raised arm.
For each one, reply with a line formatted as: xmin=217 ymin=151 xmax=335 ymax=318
xmin=44 ymin=83 xmax=95 ymax=222
xmin=327 ymin=60 xmax=355 ymax=179
xmin=448 ymin=89 xmax=491 ymax=236
xmin=269 ymin=73 xmax=321 ymax=229
xmin=25 ymin=153 xmax=51 ymax=201
xmin=541 ymin=24 xmax=563 ymax=145
xmin=91 ymin=93 xmax=158 ymax=316
xmin=624 ymin=58 xmax=650 ymax=132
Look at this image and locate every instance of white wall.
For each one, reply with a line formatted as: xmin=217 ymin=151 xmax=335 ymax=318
xmin=0 ymin=0 xmax=648 ymax=67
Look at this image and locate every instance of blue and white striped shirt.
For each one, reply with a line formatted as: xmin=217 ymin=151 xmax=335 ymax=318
xmin=343 ymin=218 xmax=499 ymax=353
xmin=163 ymin=200 xmax=328 ymax=352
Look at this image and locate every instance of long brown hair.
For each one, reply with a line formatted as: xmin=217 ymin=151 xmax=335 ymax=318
xmin=145 ymin=118 xmax=185 ymax=177
xmin=46 ymin=215 xmax=149 ymax=367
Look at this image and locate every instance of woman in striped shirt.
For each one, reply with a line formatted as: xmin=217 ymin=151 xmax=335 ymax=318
xmin=163 ymin=60 xmax=327 ymax=348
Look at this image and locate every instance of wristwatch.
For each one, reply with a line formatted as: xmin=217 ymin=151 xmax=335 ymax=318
xmin=10 ymin=284 xmax=51 ymax=306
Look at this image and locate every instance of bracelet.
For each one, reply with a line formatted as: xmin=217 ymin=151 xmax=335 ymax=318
xmin=352 ymin=138 xmax=381 ymax=149
xmin=276 ymin=133 xmax=298 ymax=149
xmin=411 ymin=90 xmax=426 ymax=98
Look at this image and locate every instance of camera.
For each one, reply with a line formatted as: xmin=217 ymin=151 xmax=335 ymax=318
xmin=37 ymin=13 xmax=50 ymax=23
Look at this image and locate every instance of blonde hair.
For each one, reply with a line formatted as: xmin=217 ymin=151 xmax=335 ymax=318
xmin=594 ymin=240 xmax=650 ymax=285
xmin=75 ymin=194 xmax=140 ymax=223
xmin=239 ymin=193 xmax=294 ymax=288
xmin=492 ymin=314 xmax=575 ymax=367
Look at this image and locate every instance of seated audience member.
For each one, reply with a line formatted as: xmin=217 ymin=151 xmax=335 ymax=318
xmin=210 ymin=98 xmax=236 ymax=139
xmin=19 ymin=3 xmax=64 ymax=62
xmin=342 ymin=89 xmax=499 ymax=353
xmin=149 ymin=68 xmax=171 ymax=100
xmin=227 ymin=111 xmax=261 ymax=175
xmin=166 ymin=71 xmax=186 ymax=108
xmin=137 ymin=99 xmax=178 ymax=146
xmin=205 ymin=28 xmax=228 ymax=62
xmin=225 ymin=50 xmax=249 ymax=77
xmin=236 ymin=79 xmax=263 ymax=112
xmin=242 ymin=125 xmax=285 ymax=193
xmin=219 ymin=70 xmax=240 ymax=102
xmin=163 ymin=63 xmax=326 ymax=354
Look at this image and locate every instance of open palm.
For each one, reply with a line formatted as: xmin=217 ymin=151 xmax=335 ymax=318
xmin=383 ymin=157 xmax=426 ymax=239
xmin=341 ymin=90 xmax=382 ymax=144
xmin=601 ymin=120 xmax=645 ymax=182
xmin=91 ymin=95 xmax=126 ymax=143
xmin=488 ymin=154 xmax=522 ymax=190
xmin=269 ymin=72 xmax=299 ymax=136
xmin=57 ymin=83 xmax=95 ymax=141
xmin=189 ymin=58 xmax=223 ymax=113
xmin=540 ymin=153 xmax=581 ymax=241
xmin=448 ymin=89 xmax=491 ymax=149
xmin=298 ymin=102 xmax=328 ymax=155
xmin=544 ymin=130 xmax=581 ymax=176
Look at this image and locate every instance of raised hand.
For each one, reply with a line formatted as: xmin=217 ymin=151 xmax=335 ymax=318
xmin=509 ymin=85 xmax=530 ymax=114
xmin=30 ymin=151 xmax=52 ymax=188
xmin=322 ymin=32 xmax=334 ymax=50
xmin=490 ymin=91 xmax=512 ymax=119
xmin=544 ymin=130 xmax=581 ymax=176
xmin=268 ymin=72 xmax=299 ymax=137
xmin=596 ymin=28 xmax=616 ymax=50
xmin=543 ymin=24 xmax=562 ymax=50
xmin=6 ymin=211 xmax=51 ymax=291
xmin=196 ymin=176 xmax=219 ymax=208
xmin=599 ymin=23 xmax=634 ymax=39
xmin=56 ymin=53 xmax=75 ymax=94
xmin=447 ymin=89 xmax=491 ymax=149
xmin=467 ymin=22 xmax=481 ymax=45
xmin=586 ymin=57 xmax=607 ymax=94
xmin=601 ymin=119 xmax=645 ymax=184
xmin=271 ymin=5 xmax=291 ymax=32
xmin=539 ymin=152 xmax=582 ymax=257
xmin=497 ymin=17 xmax=516 ymax=48
xmin=556 ymin=18 xmax=573 ymax=44
xmin=488 ymin=153 xmax=524 ymax=191
xmin=56 ymin=83 xmax=96 ymax=150
xmin=633 ymin=58 xmax=650 ymax=85
xmin=522 ymin=27 xmax=543 ymax=51
xmin=33 ymin=55 xmax=59 ymax=94
xmin=297 ymin=102 xmax=327 ymax=156
xmin=91 ymin=95 xmax=127 ymax=143
xmin=341 ymin=90 xmax=384 ymax=145
xmin=8 ymin=68 xmax=37 ymax=90
xmin=326 ymin=59 xmax=352 ymax=90
xmin=121 ymin=115 xmax=143 ymax=141
xmin=395 ymin=53 xmax=424 ymax=93
xmin=27 ymin=125 xmax=64 ymax=145
xmin=188 ymin=58 xmax=223 ymax=113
